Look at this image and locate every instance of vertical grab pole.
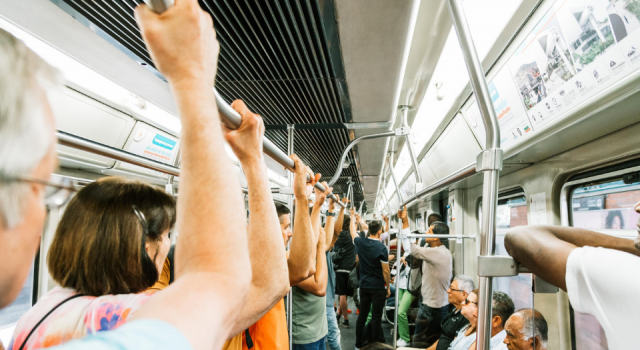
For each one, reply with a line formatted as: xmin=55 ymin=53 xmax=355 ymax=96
xmin=393 ymin=215 xmax=402 ymax=349
xmin=287 ymin=124 xmax=294 ymax=350
xmin=447 ymin=1 xmax=502 ymax=350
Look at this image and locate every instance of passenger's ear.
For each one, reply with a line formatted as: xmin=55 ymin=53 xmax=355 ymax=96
xmin=492 ymin=315 xmax=502 ymax=328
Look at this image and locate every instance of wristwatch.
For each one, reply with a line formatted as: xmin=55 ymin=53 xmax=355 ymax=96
xmin=326 ymin=212 xmax=336 ymax=217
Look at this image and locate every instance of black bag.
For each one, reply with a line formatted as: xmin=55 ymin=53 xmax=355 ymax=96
xmin=348 ymin=263 xmax=359 ymax=289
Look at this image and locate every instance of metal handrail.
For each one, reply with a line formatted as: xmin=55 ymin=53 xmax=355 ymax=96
xmin=327 ymin=131 xmax=395 ymax=186
xmin=447 ymin=1 xmax=502 ymax=349
xmin=123 ymin=0 xmax=345 ymax=208
xmin=401 ymin=163 xmax=477 ymax=208
xmin=57 ymin=130 xmax=181 ymax=176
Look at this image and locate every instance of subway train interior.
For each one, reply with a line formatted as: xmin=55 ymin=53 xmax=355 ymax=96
xmin=1 ymin=0 xmax=640 ymax=349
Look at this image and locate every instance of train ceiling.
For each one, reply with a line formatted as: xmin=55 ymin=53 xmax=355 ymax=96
xmin=54 ymin=0 xmax=366 ymax=208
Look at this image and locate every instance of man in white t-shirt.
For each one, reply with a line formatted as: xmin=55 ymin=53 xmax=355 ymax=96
xmin=504 ymin=201 xmax=640 ymax=350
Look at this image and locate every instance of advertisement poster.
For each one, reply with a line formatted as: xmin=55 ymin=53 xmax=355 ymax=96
xmin=488 ymin=69 xmax=534 ymax=147
xmin=121 ymin=126 xmax=180 ymax=176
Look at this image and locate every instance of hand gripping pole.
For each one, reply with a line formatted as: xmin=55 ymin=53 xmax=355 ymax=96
xmin=143 ymin=0 xmax=344 ymax=207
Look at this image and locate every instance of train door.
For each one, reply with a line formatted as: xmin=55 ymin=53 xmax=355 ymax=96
xmin=563 ymin=162 xmax=640 ymax=350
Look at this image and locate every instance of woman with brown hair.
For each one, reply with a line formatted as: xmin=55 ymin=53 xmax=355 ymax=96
xmin=8 ymin=177 xmax=175 ymax=350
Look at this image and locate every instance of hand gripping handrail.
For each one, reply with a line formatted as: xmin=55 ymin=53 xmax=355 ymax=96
xmin=140 ymin=0 xmax=344 ymax=207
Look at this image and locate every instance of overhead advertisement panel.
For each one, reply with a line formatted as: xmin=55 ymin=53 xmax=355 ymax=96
xmin=463 ymin=0 xmax=640 ymax=151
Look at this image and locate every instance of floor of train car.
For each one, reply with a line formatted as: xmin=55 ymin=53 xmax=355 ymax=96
xmin=331 ymin=298 xmax=395 ymax=350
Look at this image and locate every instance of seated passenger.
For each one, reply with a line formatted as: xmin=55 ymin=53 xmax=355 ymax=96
xmin=503 ymin=309 xmax=548 ymax=350
xmin=425 ymin=275 xmax=475 ymax=350
xmin=9 ymin=177 xmax=176 ymax=350
xmin=449 ymin=289 xmax=514 ymax=350
xmin=1 ymin=2 xmax=255 ymax=348
xmin=504 ymin=202 xmax=640 ymax=349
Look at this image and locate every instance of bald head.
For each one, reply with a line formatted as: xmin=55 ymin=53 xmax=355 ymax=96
xmin=504 ymin=309 xmax=548 ymax=350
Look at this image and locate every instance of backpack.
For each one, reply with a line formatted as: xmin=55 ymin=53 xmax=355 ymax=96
xmin=407 ymin=264 xmax=422 ymax=297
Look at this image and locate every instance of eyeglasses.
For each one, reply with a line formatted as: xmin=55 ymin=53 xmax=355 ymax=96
xmin=0 ymin=174 xmax=78 ymax=208
xmin=463 ymin=298 xmax=478 ymax=306
xmin=449 ymin=288 xmax=465 ymax=293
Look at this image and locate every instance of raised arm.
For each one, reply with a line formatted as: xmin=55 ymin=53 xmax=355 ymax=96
xmin=334 ymin=197 xmax=348 ymax=237
xmin=349 ymin=208 xmax=359 ymax=242
xmin=133 ymin=2 xmax=250 ymax=349
xmin=325 ymin=195 xmax=338 ymax=251
xmin=223 ymin=101 xmax=290 ymax=336
xmin=383 ymin=215 xmax=390 ymax=233
xmin=356 ymin=214 xmax=368 ymax=232
xmin=287 ymin=156 xmax=321 ymax=286
xmin=504 ymin=224 xmax=640 ymax=291
xmin=296 ymin=185 xmax=332 ymax=296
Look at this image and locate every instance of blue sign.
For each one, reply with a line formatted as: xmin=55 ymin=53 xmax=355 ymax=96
xmin=152 ymin=134 xmax=177 ymax=151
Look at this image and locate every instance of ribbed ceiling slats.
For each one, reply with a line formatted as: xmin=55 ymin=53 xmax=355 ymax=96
xmin=57 ymin=0 xmax=365 ymax=208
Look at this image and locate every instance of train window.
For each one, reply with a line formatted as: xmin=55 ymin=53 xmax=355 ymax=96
xmin=479 ymin=192 xmax=532 ymax=310
xmin=569 ymin=177 xmax=640 ymax=350
xmin=0 ymin=266 xmax=33 ymax=346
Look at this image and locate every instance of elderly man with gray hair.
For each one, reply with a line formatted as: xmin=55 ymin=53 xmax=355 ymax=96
xmin=0 ymin=0 xmax=260 ymax=346
xmin=503 ymin=309 xmax=548 ymax=350
xmin=425 ymin=275 xmax=475 ymax=350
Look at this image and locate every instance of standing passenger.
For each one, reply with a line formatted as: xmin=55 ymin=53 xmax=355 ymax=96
xmin=333 ymin=213 xmax=357 ymax=328
xmin=242 ymin=156 xmax=321 ymax=350
xmin=504 ymin=208 xmax=640 ymax=350
xmin=325 ymin=197 xmax=346 ymax=350
xmin=0 ymin=0 xmax=257 ymax=347
xmin=291 ymin=183 xmax=334 ymax=349
xmin=399 ymin=207 xmax=452 ymax=348
xmin=349 ymin=210 xmax=391 ymax=348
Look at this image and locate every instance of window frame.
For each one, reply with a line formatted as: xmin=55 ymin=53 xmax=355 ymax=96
xmin=560 ymin=162 xmax=640 ymax=350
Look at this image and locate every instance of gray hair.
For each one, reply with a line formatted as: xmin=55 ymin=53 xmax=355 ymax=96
xmin=453 ymin=275 xmax=474 ymax=293
xmin=492 ymin=291 xmax=515 ymax=328
xmin=515 ymin=309 xmax=548 ymax=349
xmin=0 ymin=29 xmax=60 ymax=228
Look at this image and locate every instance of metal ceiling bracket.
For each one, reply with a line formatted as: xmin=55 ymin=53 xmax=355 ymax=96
xmin=476 ymin=149 xmax=504 ymax=172
xmin=477 ymin=255 xmax=519 ymax=277
xmin=395 ymin=126 xmax=410 ymax=136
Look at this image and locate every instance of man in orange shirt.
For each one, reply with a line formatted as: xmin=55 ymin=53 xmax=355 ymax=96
xmin=242 ymin=148 xmax=329 ymax=350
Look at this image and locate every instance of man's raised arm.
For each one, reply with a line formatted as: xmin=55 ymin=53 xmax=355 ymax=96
xmin=325 ymin=195 xmax=338 ymax=251
xmin=504 ymin=225 xmax=640 ymax=291
xmin=133 ymin=2 xmax=251 ymax=350
xmin=288 ymin=156 xmax=320 ymax=286
xmin=223 ymin=101 xmax=290 ymax=336
xmin=349 ymin=208 xmax=359 ymax=242
xmin=295 ymin=183 xmax=332 ymax=296
xmin=334 ymin=197 xmax=348 ymax=237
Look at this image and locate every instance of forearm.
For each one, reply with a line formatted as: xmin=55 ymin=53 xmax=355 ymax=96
xmin=360 ymin=220 xmax=369 ymax=231
xmin=173 ymin=84 xmax=249 ymax=283
xmin=324 ymin=215 xmax=335 ymax=251
xmin=402 ymin=218 xmax=409 ymax=230
xmin=311 ymin=201 xmax=322 ymax=242
xmin=297 ymin=243 xmax=328 ymax=296
xmin=349 ymin=216 xmax=358 ymax=241
xmin=288 ymin=197 xmax=317 ymax=285
xmin=230 ymin=162 xmax=289 ymax=334
xmin=383 ymin=268 xmax=391 ymax=290
xmin=335 ymin=207 xmax=345 ymax=236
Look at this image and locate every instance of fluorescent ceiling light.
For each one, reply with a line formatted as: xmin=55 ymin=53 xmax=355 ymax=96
xmin=391 ymin=0 xmax=523 ymax=182
xmin=0 ymin=17 xmax=181 ymax=134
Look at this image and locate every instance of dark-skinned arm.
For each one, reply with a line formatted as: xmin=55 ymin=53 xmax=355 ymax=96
xmin=504 ymin=225 xmax=640 ymax=291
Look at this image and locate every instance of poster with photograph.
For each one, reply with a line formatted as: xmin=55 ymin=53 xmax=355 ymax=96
xmin=508 ymin=47 xmax=548 ymax=111
xmin=606 ymin=0 xmax=640 ymax=66
xmin=555 ymin=0 xmax=616 ymax=72
xmin=488 ymin=68 xmax=534 ymax=148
